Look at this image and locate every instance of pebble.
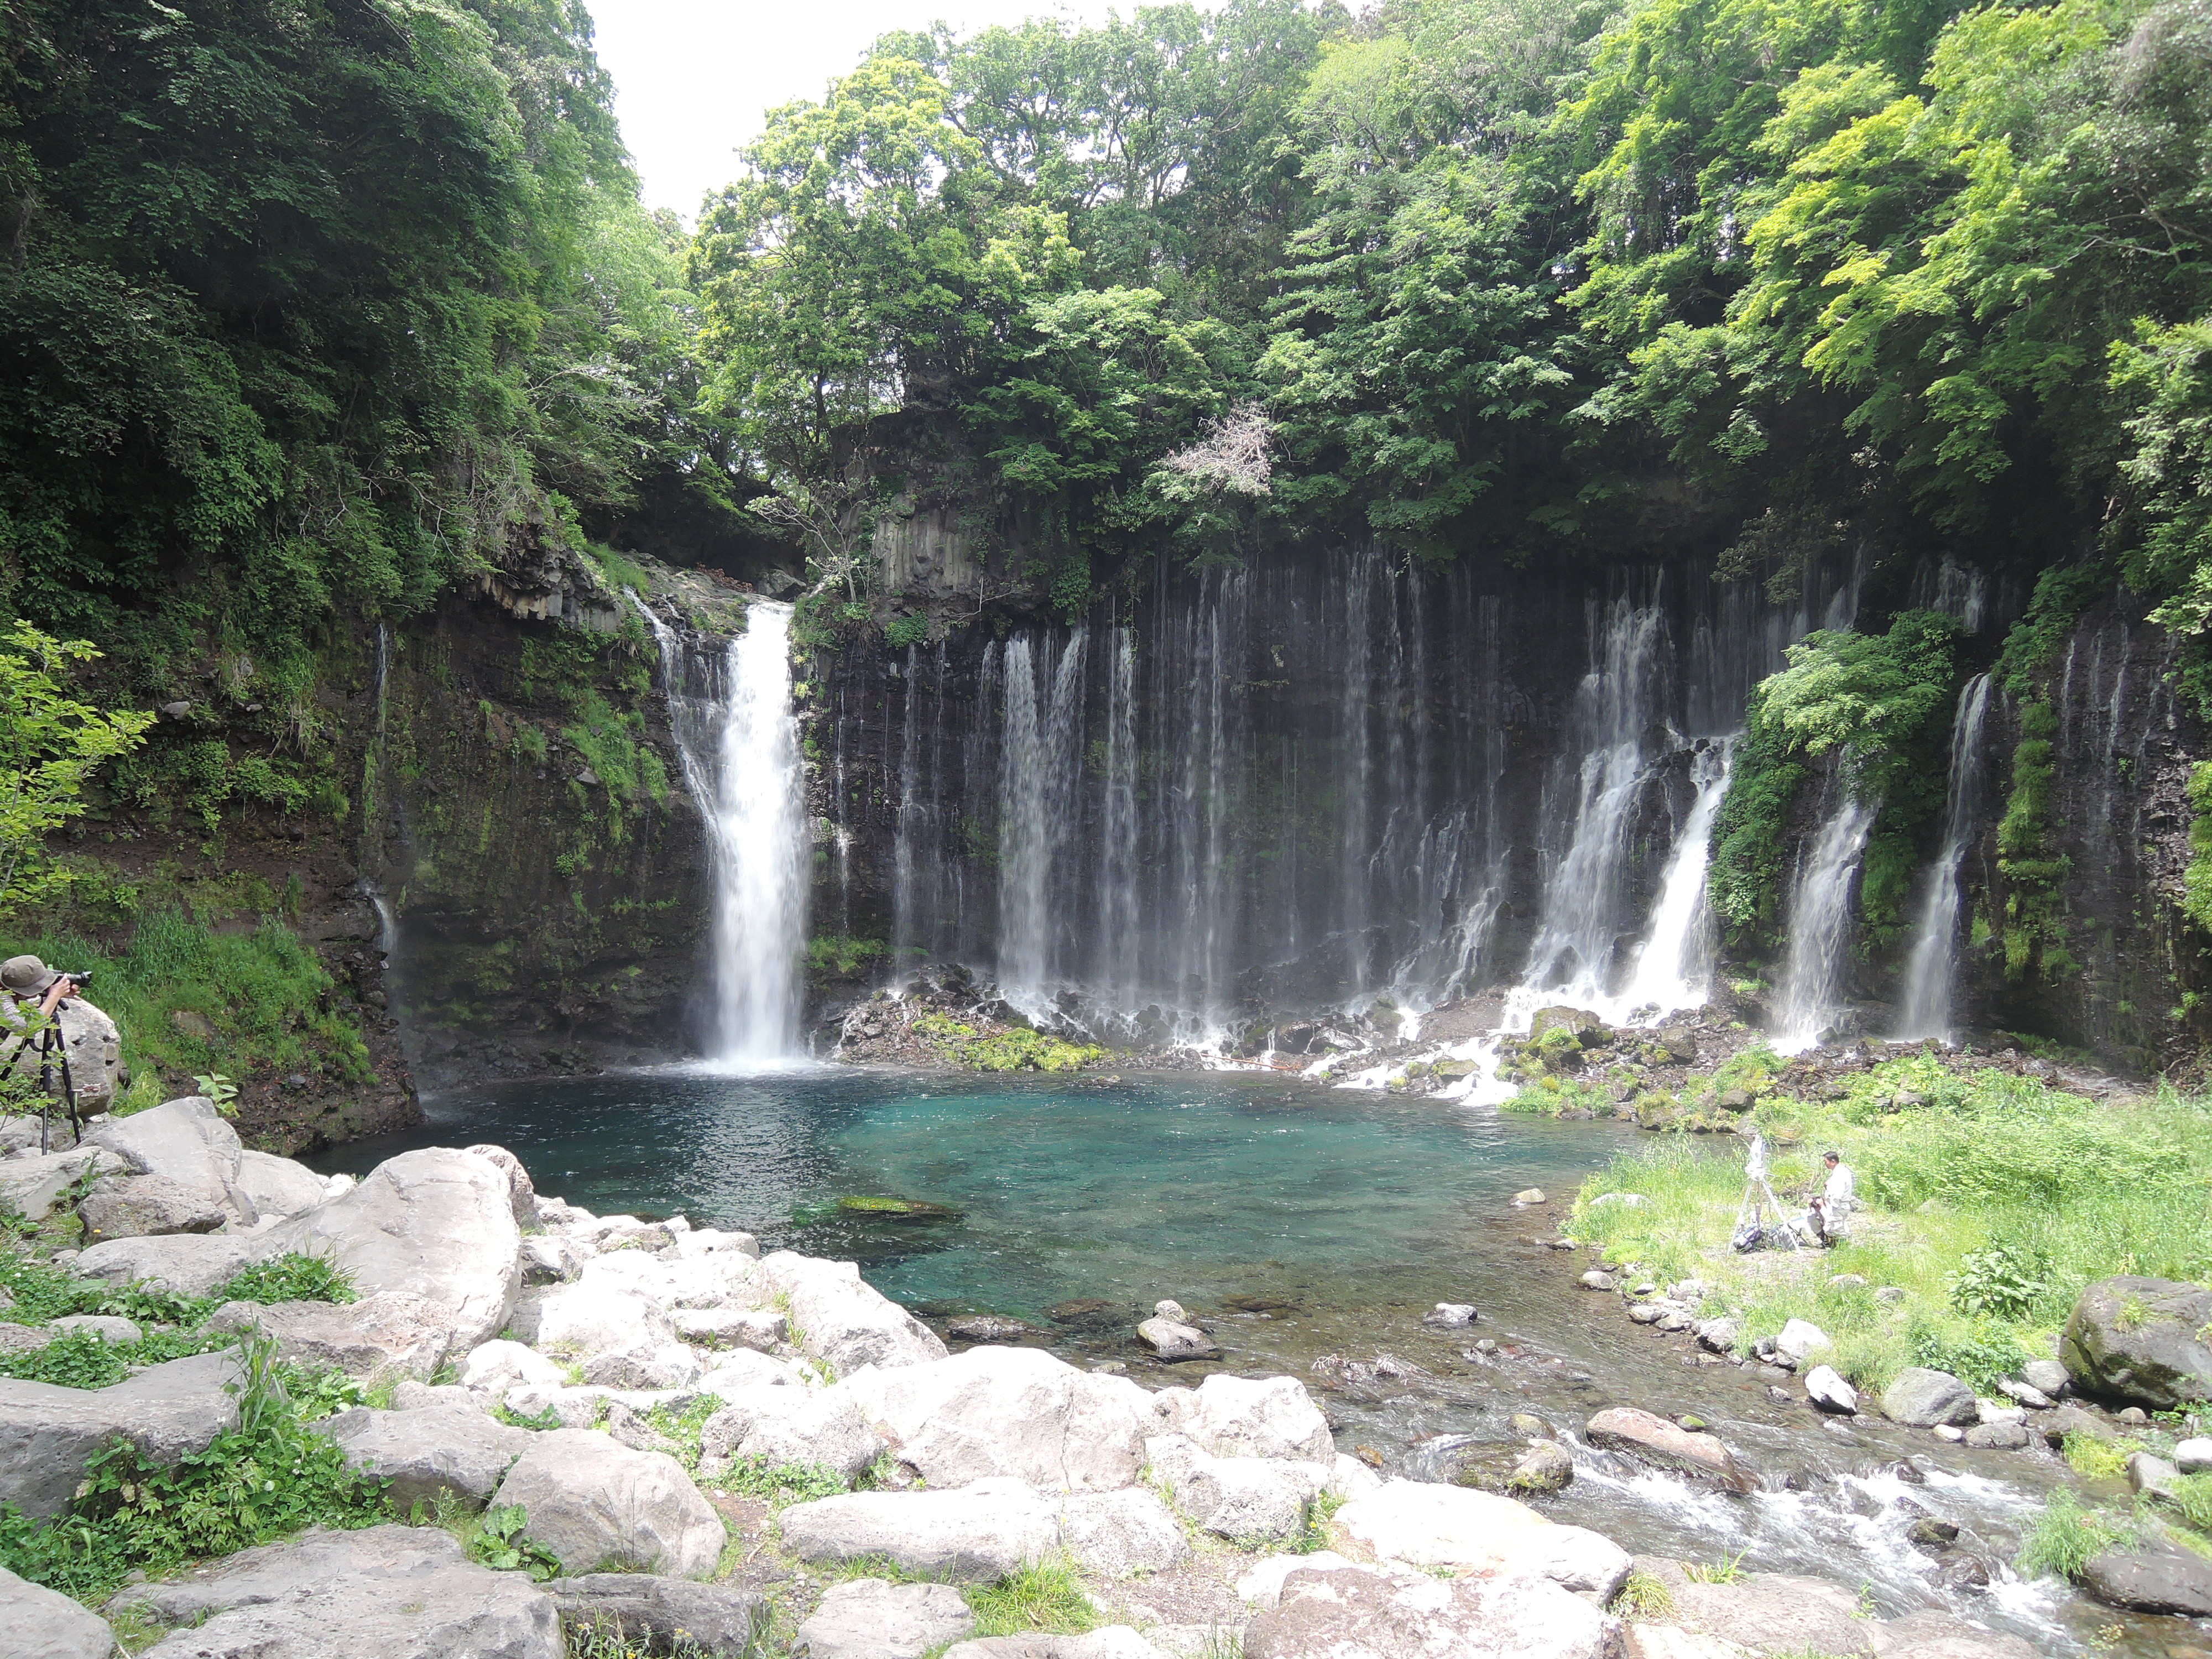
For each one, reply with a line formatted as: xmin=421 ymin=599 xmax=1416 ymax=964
xmin=1933 ymin=1425 xmax=1966 ymax=1442
xmin=1627 ymin=1303 xmax=1663 ymax=1324
xmin=1578 ymin=1271 xmax=1619 ymax=1292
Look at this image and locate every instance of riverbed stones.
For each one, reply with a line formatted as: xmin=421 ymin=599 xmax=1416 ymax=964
xmin=1146 ymin=1433 xmax=1328 ymax=1541
xmin=1881 ymin=1366 xmax=1979 ymax=1428
xmin=835 ymin=1344 xmax=1154 ymax=1490
xmin=1 ymin=1563 xmax=113 ymax=1659
xmin=1507 ymin=1440 xmax=1575 ymax=1493
xmin=755 ymin=1250 xmax=947 ymax=1376
xmin=1243 ymin=1563 xmax=1621 ymax=1659
xmin=2021 ymin=1358 xmax=2070 ymax=1397
xmin=109 ymin=1524 xmax=561 ymax=1659
xmin=794 ymin=1578 xmax=975 ymax=1659
xmin=319 ymin=1400 xmax=534 ymax=1511
xmin=779 ymin=1477 xmax=1060 ymax=1582
xmin=1136 ymin=1314 xmax=1220 ymax=1360
xmin=205 ymin=1291 xmax=459 ymax=1381
xmin=0 ymin=1349 xmax=243 ymax=1519
xmin=1422 ymin=1302 xmax=1478 ymax=1326
xmin=84 ymin=1094 xmax=257 ymax=1224
xmin=2128 ymin=1451 xmax=2182 ymax=1505
xmin=1996 ymin=1378 xmax=2054 ymax=1410
xmin=261 ymin=1147 xmax=523 ymax=1349
xmin=462 ymin=1337 xmax=569 ymax=1395
xmin=1804 ymin=1365 xmax=1858 ymax=1414
xmin=1775 ymin=1319 xmax=1830 ymax=1365
xmin=1152 ymin=1372 xmax=1334 ymax=1463
xmin=519 ymin=1234 xmax=582 ymax=1285
xmin=698 ymin=1387 xmax=885 ymax=1483
xmin=675 ymin=1306 xmax=787 ymax=1349
xmin=2061 ymin=1275 xmax=2212 ymax=1410
xmin=1693 ymin=1318 xmax=1738 ymax=1354
xmin=2079 ymin=1540 xmax=2212 ymax=1615
xmin=1585 ymin=1408 xmax=1754 ymax=1491
xmin=1512 ymin=1188 xmax=1546 ymax=1206
xmin=1057 ymin=1487 xmax=1190 ymax=1578
xmin=71 ymin=1229 xmax=262 ymax=1296
xmin=1240 ymin=1551 xmax=1356 ymax=1610
xmin=492 ymin=1428 xmax=724 ymax=1579
xmin=2174 ymin=1436 xmax=2212 ymax=1473
xmin=236 ymin=1148 xmax=331 ymax=1219
xmin=1578 ymin=1270 xmax=1619 ymax=1291
xmin=1329 ymin=1479 xmax=1629 ymax=1599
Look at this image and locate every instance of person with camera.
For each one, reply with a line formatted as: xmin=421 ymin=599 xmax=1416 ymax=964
xmin=2 ymin=956 xmax=99 ymax=1148
xmin=2 ymin=954 xmax=82 ymax=1030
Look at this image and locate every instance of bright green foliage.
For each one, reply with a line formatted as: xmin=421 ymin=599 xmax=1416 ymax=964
xmin=2017 ymin=1491 xmax=2131 ymax=1583
xmin=2183 ymin=761 xmax=2212 ymax=933
xmin=807 ymin=936 xmax=890 ymax=979
xmin=1995 ymin=701 xmax=2075 ymax=980
xmin=467 ymin=1503 xmax=565 ymax=1580
xmin=1944 ymin=1244 xmax=2049 ymax=1320
xmin=0 ymin=625 xmax=153 ymax=910
xmin=965 ymin=1552 xmax=1098 ymax=1637
xmin=913 ymin=1011 xmax=1104 ymax=1072
xmin=217 ymin=1254 xmax=358 ymax=1307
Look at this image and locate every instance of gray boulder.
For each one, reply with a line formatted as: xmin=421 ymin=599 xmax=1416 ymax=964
xmin=259 ymin=1147 xmax=523 ymax=1349
xmin=84 ymin=1095 xmax=256 ymax=1224
xmin=1136 ymin=1316 xmax=1220 ymax=1360
xmin=110 ymin=1524 xmax=560 ymax=1659
xmin=51 ymin=1313 xmax=140 ymax=1345
xmin=1145 ymin=1433 xmax=1327 ymax=1543
xmin=1628 ymin=1557 xmax=1869 ymax=1657
xmin=1804 ymin=1365 xmax=1859 ymax=1415
xmin=463 ymin=1143 xmax=539 ymax=1226
xmin=520 ymin=1233 xmax=582 ymax=1285
xmin=46 ymin=995 xmax=123 ymax=1113
xmin=2062 ymin=1276 xmax=2212 ymax=1411
xmin=461 ymin=1338 xmax=570 ymax=1396
xmin=204 ymin=1291 xmax=459 ymax=1381
xmin=1241 ymin=1563 xmax=1619 ymax=1659
xmin=2021 ymin=1358 xmax=2070 ymax=1397
xmin=236 ymin=1149 xmax=332 ymax=1219
xmin=0 ymin=1146 xmax=126 ymax=1222
xmin=673 ymin=1307 xmax=786 ymax=1349
xmin=492 ymin=1427 xmax=724 ymax=1579
xmin=1584 ymin=1408 xmax=1754 ymax=1491
xmin=1057 ymin=1487 xmax=1190 ymax=1578
xmin=524 ymin=1282 xmax=672 ymax=1355
xmin=1881 ymin=1367 xmax=1979 ymax=1428
xmin=698 ymin=1389 xmax=885 ymax=1484
xmin=779 ymin=1478 xmax=1060 ymax=1582
xmin=1 ymin=1562 xmax=114 ymax=1659
xmin=72 ymin=1230 xmax=260 ymax=1296
xmin=550 ymin=1575 xmax=766 ymax=1657
xmin=1327 ymin=1479 xmax=1627 ymax=1600
xmin=2079 ymin=1541 xmax=2212 ymax=1615
xmin=1151 ymin=1373 xmax=1333 ymax=1463
xmin=580 ymin=1339 xmax=702 ymax=1390
xmin=754 ymin=1251 xmax=946 ymax=1377
xmin=794 ymin=1578 xmax=975 ymax=1659
xmin=833 ymin=1344 xmax=1153 ymax=1491
xmin=0 ymin=1349 xmax=242 ymax=1520
xmin=320 ymin=1401 xmax=534 ymax=1511
xmin=76 ymin=1172 xmax=226 ymax=1241
xmin=943 ymin=1635 xmax=1173 ymax=1659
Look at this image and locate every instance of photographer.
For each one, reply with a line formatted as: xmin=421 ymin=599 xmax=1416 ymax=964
xmin=2 ymin=956 xmax=108 ymax=1147
xmin=2 ymin=954 xmax=80 ymax=1034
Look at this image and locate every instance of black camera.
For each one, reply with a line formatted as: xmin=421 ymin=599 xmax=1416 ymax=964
xmin=57 ymin=969 xmax=91 ymax=988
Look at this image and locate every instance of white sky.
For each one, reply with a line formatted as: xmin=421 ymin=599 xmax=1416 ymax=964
xmin=588 ymin=0 xmax=1131 ymax=221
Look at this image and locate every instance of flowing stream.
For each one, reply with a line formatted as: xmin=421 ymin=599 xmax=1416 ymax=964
xmin=1775 ymin=795 xmax=1878 ymax=1052
xmin=1894 ymin=674 xmax=1994 ymax=1039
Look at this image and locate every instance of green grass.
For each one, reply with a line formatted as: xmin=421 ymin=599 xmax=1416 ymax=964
xmin=1610 ymin=1568 xmax=1676 ymax=1620
xmin=964 ymin=1553 xmax=1096 ymax=1637
xmin=2017 ymin=1492 xmax=2132 ymax=1582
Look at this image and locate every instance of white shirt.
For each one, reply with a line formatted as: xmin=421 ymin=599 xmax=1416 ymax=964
xmin=1824 ymin=1162 xmax=1855 ymax=1210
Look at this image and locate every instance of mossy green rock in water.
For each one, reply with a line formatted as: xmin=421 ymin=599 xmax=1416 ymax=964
xmin=837 ymin=1195 xmax=960 ymax=1219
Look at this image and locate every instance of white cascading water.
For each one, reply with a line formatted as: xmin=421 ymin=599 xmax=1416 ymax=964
xmin=1892 ymin=674 xmax=1994 ymax=1040
xmin=1773 ymin=794 xmax=1878 ymax=1053
xmin=1616 ymin=739 xmax=1734 ymax=1016
xmin=997 ymin=627 xmax=1088 ymax=1019
xmin=634 ymin=594 xmax=808 ymax=1065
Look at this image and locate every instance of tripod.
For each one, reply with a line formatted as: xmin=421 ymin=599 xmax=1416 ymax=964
xmin=0 ymin=1006 xmax=82 ymax=1154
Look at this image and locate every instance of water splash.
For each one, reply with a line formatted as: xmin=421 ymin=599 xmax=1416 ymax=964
xmin=1775 ymin=794 xmax=1877 ymax=1053
xmin=1893 ymin=674 xmax=1993 ymax=1040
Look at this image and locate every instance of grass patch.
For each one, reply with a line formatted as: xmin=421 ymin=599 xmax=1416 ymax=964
xmin=2017 ymin=1491 xmax=2132 ymax=1582
xmin=1683 ymin=1550 xmax=1747 ymax=1585
xmin=964 ymin=1552 xmax=1097 ymax=1637
xmin=911 ymin=1013 xmax=1104 ymax=1073
xmin=1611 ymin=1568 xmax=1676 ymax=1620
xmin=2063 ymin=1432 xmax=2141 ymax=1480
xmin=712 ymin=1456 xmax=849 ymax=1507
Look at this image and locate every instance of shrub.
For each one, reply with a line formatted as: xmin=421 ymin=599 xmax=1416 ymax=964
xmin=1945 ymin=1246 xmax=2049 ymax=1321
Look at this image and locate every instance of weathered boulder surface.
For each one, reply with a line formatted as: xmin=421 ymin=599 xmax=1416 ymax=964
xmin=1328 ymin=1479 xmax=1628 ymax=1600
xmin=1585 ymin=1408 xmax=1754 ymax=1491
xmin=76 ymin=1172 xmax=227 ymax=1240
xmin=1881 ymin=1368 xmax=1980 ymax=1428
xmin=463 ymin=1142 xmax=539 ymax=1226
xmin=1238 ymin=1552 xmax=1357 ymax=1610
xmin=522 ymin=1283 xmax=673 ymax=1355
xmin=2078 ymin=1541 xmax=2212 ymax=1616
xmin=1151 ymin=1373 xmax=1334 ymax=1463
xmin=779 ymin=1478 xmax=1060 ymax=1582
xmin=580 ymin=1339 xmax=702 ymax=1390
xmin=204 ymin=1292 xmax=458 ymax=1381
xmin=0 ymin=1147 xmax=126 ymax=1222
xmin=0 ymin=1562 xmax=113 ymax=1659
xmin=755 ymin=1251 xmax=946 ymax=1376
xmin=1241 ymin=1563 xmax=1621 ymax=1659
xmin=0 ymin=1350 xmax=242 ymax=1520
xmin=1145 ymin=1432 xmax=1327 ymax=1542
xmin=461 ymin=1337 xmax=570 ymax=1396
xmin=84 ymin=1095 xmax=255 ymax=1224
xmin=550 ymin=1574 xmax=766 ymax=1658
xmin=492 ymin=1428 xmax=724 ymax=1580
xmin=835 ymin=1345 xmax=1152 ymax=1491
xmin=320 ymin=1401 xmax=534 ymax=1511
xmin=698 ymin=1389 xmax=886 ymax=1484
xmin=109 ymin=1524 xmax=561 ymax=1659
xmin=72 ymin=1230 xmax=259 ymax=1296
xmin=1630 ymin=1558 xmax=1870 ymax=1658
xmin=236 ymin=1149 xmax=332 ymax=1220
xmin=942 ymin=1634 xmax=1176 ymax=1659
xmin=1057 ymin=1487 xmax=1190 ymax=1578
xmin=1804 ymin=1365 xmax=1859 ymax=1415
xmin=261 ymin=1147 xmax=523 ymax=1349
xmin=2062 ymin=1276 xmax=2212 ymax=1411
xmin=794 ymin=1577 xmax=975 ymax=1659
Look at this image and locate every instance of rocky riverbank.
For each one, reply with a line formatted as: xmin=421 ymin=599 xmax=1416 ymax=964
xmin=0 ymin=1094 xmax=2194 ymax=1657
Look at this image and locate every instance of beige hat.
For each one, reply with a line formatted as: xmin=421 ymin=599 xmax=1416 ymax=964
xmin=1 ymin=956 xmax=59 ymax=996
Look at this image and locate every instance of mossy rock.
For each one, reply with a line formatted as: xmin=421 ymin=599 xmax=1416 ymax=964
xmin=837 ymin=1195 xmax=960 ymax=1220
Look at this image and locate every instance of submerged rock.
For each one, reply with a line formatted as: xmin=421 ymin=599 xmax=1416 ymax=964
xmin=1584 ymin=1408 xmax=1754 ymax=1492
xmin=1136 ymin=1314 xmax=1220 ymax=1360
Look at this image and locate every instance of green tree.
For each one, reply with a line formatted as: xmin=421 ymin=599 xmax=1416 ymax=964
xmin=0 ymin=625 xmax=153 ymax=910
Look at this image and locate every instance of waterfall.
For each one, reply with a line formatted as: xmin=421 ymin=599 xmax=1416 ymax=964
xmin=1774 ymin=795 xmax=1877 ymax=1053
xmin=639 ymin=595 xmax=808 ymax=1065
xmin=1617 ymin=739 xmax=1733 ymax=1016
xmin=1892 ymin=675 xmax=1992 ymax=1039
xmin=997 ymin=627 xmax=1088 ymax=1015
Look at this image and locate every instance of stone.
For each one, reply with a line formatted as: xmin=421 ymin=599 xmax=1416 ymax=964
xmin=695 ymin=1347 xmax=812 ymax=1396
xmin=2061 ymin=1276 xmax=2212 ymax=1411
xmin=235 ymin=1148 xmax=331 ymax=1219
xmin=1775 ymin=1319 xmax=1830 ymax=1364
xmin=1243 ymin=1563 xmax=1621 ymax=1659
xmin=320 ymin=1401 xmax=534 ymax=1511
xmin=946 ymin=1313 xmax=1041 ymax=1342
xmin=1578 ymin=1271 xmax=1619 ymax=1292
xmin=462 ymin=1143 xmax=539 ymax=1225
xmin=942 ymin=1634 xmax=1174 ymax=1659
xmin=1151 ymin=1372 xmax=1334 ymax=1463
xmin=2021 ymin=1358 xmax=2070 ymax=1397
xmin=1826 ymin=1274 xmax=1867 ymax=1291
xmin=581 ymin=1339 xmax=703 ymax=1390
xmin=1630 ymin=1558 xmax=1867 ymax=1658
xmin=1238 ymin=1551 xmax=1356 ymax=1610
xmin=1622 ymin=1629 xmax=1750 ymax=1659
xmin=779 ymin=1477 xmax=1060 ymax=1583
xmin=1136 ymin=1316 xmax=1220 ymax=1360
xmin=1422 ymin=1303 xmax=1479 ymax=1326
xmin=1962 ymin=1420 xmax=2030 ymax=1451
xmin=1146 ymin=1433 xmax=1329 ymax=1542
xmin=1512 ymin=1188 xmax=1547 ymax=1206
xmin=1329 ymin=1479 xmax=1628 ymax=1600
xmin=1907 ymin=1517 xmax=1961 ymax=1547
xmin=526 ymin=1282 xmax=673 ymax=1355
xmin=1693 ymin=1319 xmax=1738 ymax=1354
xmin=50 ymin=1313 xmax=140 ymax=1344
xmin=698 ymin=1388 xmax=886 ymax=1484
xmin=0 ymin=1562 xmax=113 ymax=1659
xmin=1058 ymin=1487 xmax=1189 ymax=1578
xmin=675 ymin=1306 xmax=787 ymax=1349
xmin=1154 ymin=1299 xmax=1190 ymax=1322
xmin=672 ymin=1227 xmax=758 ymax=1260
xmin=1629 ymin=1303 xmax=1663 ymax=1324
xmin=260 ymin=1147 xmax=522 ymax=1349
xmin=76 ymin=1172 xmax=227 ymax=1240
xmin=83 ymin=1095 xmax=256 ymax=1223
xmin=837 ymin=1344 xmax=1155 ymax=1491
xmin=461 ymin=1338 xmax=569 ymax=1395
xmin=391 ymin=1380 xmax=482 ymax=1411
xmin=754 ymin=1250 xmax=946 ymax=1376
xmin=110 ymin=1524 xmax=560 ymax=1659
xmin=579 ymin=1249 xmax=760 ymax=1312
xmin=0 ymin=1321 xmax=55 ymax=1358
xmin=1881 ymin=1367 xmax=1979 ymax=1428
xmin=72 ymin=1230 xmax=260 ymax=1296
xmin=204 ymin=1292 xmax=458 ymax=1381
xmin=2041 ymin=1402 xmax=2115 ymax=1447
xmin=1804 ymin=1365 xmax=1858 ymax=1414
xmin=520 ymin=1234 xmax=581 ymax=1285
xmin=550 ymin=1575 xmax=766 ymax=1658
xmin=2079 ymin=1542 xmax=2212 ymax=1615
xmin=2174 ymin=1436 xmax=2212 ymax=1474
xmin=1585 ymin=1408 xmax=1754 ymax=1492
xmin=0 ymin=1349 xmax=242 ymax=1520
xmin=2128 ymin=1451 xmax=2182 ymax=1503
xmin=1506 ymin=1440 xmax=1574 ymax=1493
xmin=1933 ymin=1424 xmax=1965 ymax=1442
xmin=1996 ymin=1378 xmax=2053 ymax=1410
xmin=1331 ymin=1452 xmax=1384 ymax=1498
xmin=794 ymin=1577 xmax=975 ymax=1659
xmin=0 ymin=1147 xmax=126 ymax=1222
xmin=492 ymin=1428 xmax=724 ymax=1579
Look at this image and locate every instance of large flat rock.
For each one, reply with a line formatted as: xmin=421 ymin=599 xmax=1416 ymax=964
xmin=492 ymin=1427 xmax=725 ymax=1579
xmin=72 ymin=1230 xmax=261 ymax=1297
xmin=779 ymin=1478 xmax=1060 ymax=1582
xmin=794 ymin=1577 xmax=975 ymax=1659
xmin=1242 ymin=1563 xmax=1621 ymax=1659
xmin=1152 ymin=1373 xmax=1334 ymax=1463
xmin=1328 ymin=1479 xmax=1628 ymax=1600
xmin=1585 ymin=1408 xmax=1754 ymax=1491
xmin=205 ymin=1291 xmax=459 ymax=1381
xmin=0 ymin=1350 xmax=243 ymax=1520
xmin=84 ymin=1094 xmax=256 ymax=1224
xmin=0 ymin=1147 xmax=125 ymax=1222
xmin=1 ymin=1562 xmax=114 ymax=1659
xmin=236 ymin=1149 xmax=332 ymax=1219
xmin=755 ymin=1251 xmax=946 ymax=1376
xmin=1146 ymin=1432 xmax=1328 ymax=1544
xmin=320 ymin=1401 xmax=534 ymax=1512
xmin=700 ymin=1387 xmax=885 ymax=1484
xmin=549 ymin=1574 xmax=766 ymax=1657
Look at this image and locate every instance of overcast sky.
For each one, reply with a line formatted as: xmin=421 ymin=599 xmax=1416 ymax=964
xmin=588 ymin=0 xmax=1131 ymax=221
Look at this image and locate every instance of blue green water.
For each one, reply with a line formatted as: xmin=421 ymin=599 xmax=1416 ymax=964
xmin=318 ymin=1066 xmax=1636 ymax=1323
